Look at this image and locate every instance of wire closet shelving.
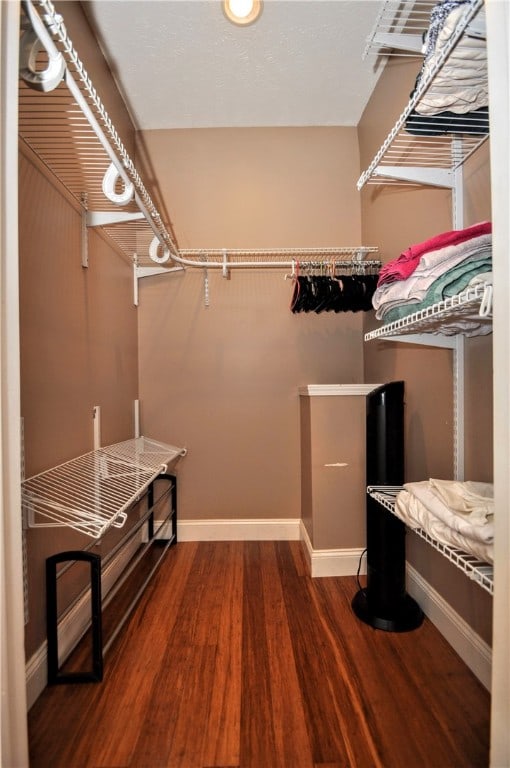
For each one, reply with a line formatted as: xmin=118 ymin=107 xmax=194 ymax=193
xmin=364 ymin=280 xmax=492 ymax=340
xmin=358 ymin=0 xmax=488 ymax=191
xmin=367 ymin=486 xmax=494 ymax=595
xmin=21 ymin=437 xmax=187 ymax=539
xmin=361 ymin=0 xmax=491 ymax=343
xmin=19 ymin=0 xmax=379 ymax=275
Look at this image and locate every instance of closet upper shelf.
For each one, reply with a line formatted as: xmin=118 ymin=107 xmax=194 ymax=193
xmin=358 ymin=0 xmax=488 ymax=190
xmin=364 ymin=280 xmax=492 ymax=340
xmin=22 ymin=436 xmax=187 ymax=539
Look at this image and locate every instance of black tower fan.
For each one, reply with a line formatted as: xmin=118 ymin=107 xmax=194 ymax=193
xmin=352 ymin=381 xmax=423 ymax=631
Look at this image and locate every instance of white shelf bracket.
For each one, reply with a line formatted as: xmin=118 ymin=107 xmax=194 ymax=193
xmin=370 ymin=32 xmax=424 ymax=54
xmin=382 ymin=333 xmax=457 ymax=349
xmin=86 ymin=211 xmax=145 ymax=228
xmin=374 ymin=166 xmax=454 ymax=188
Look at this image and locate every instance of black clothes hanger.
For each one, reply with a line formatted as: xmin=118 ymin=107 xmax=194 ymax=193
xmin=290 ymin=264 xmax=378 ymax=314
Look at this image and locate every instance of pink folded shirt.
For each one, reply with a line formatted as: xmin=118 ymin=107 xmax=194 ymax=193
xmin=377 ymin=220 xmax=492 ymax=287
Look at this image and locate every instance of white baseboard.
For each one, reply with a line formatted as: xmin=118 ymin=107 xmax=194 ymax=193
xmin=406 ymin=563 xmax=492 ymax=690
xmin=299 ymin=521 xmax=367 ymax=577
xmin=26 ymin=534 xmax=141 ymax=710
xmin=177 ymin=518 xmax=301 ymax=541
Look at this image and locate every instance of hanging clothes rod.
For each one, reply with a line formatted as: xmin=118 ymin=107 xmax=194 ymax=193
xmin=21 ymin=2 xmax=379 ymax=273
xmin=176 ymin=247 xmax=380 ymax=271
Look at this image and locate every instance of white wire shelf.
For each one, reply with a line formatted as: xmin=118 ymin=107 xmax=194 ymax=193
xmin=21 ymin=437 xmax=187 ymax=539
xmin=364 ymin=281 xmax=492 ymax=340
xmin=367 ymin=485 xmax=494 ymax=595
xmin=358 ymin=0 xmax=487 ymax=190
xmin=364 ymin=0 xmax=437 ymax=58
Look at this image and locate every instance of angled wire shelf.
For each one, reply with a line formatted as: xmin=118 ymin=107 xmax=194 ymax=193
xmin=19 ymin=0 xmax=180 ymax=268
xmin=365 ymin=281 xmax=492 ymax=340
xmin=358 ymin=0 xmax=487 ymax=190
xmin=367 ymin=486 xmax=493 ymax=595
xmin=22 ymin=437 xmax=187 ymax=539
xmin=363 ymin=0 xmax=437 ymax=58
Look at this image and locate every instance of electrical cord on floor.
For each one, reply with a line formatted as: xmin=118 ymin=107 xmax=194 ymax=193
xmin=356 ymin=548 xmax=367 ymax=594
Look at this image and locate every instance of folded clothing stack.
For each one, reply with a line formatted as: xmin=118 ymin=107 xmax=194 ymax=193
xmin=406 ymin=0 xmax=488 ymax=136
xmin=395 ymin=478 xmax=494 ymax=563
xmin=372 ymin=221 xmax=492 ymax=334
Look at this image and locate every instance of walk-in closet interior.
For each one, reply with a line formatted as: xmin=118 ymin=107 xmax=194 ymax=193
xmin=2 ymin=0 xmax=509 ymax=765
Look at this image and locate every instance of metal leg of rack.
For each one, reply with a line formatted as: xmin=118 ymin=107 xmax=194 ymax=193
xmin=45 ymin=474 xmax=177 ymax=686
xmin=46 ymin=550 xmax=103 ymax=685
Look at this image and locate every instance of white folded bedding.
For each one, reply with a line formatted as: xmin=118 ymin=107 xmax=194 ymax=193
xmin=394 ymin=479 xmax=494 ymax=564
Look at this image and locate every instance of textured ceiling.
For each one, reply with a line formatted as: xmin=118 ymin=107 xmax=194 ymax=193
xmin=83 ymin=0 xmax=385 ymax=130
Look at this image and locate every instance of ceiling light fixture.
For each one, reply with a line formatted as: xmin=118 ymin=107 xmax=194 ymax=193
xmin=223 ymin=0 xmax=262 ymax=26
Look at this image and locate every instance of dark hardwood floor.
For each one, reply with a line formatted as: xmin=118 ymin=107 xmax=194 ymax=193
xmin=28 ymin=540 xmax=490 ymax=768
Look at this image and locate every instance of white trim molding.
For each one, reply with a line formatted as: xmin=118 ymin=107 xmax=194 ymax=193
xmin=299 ymin=520 xmax=366 ymax=577
xmin=177 ymin=518 xmax=301 ymax=542
xmin=301 ymin=522 xmax=490 ymax=689
xmin=406 ymin=563 xmax=491 ymax=691
xmin=298 ymin=384 xmax=381 ymax=397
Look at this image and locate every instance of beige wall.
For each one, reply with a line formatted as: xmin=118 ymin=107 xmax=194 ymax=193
xmin=137 ymin=127 xmax=366 ymax=523
xmin=358 ymin=57 xmax=493 ymax=643
xmin=20 ymin=148 xmax=139 ymax=656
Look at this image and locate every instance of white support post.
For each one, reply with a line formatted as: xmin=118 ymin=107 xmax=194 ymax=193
xmin=81 ymin=209 xmax=88 ymax=267
xmin=451 ymin=143 xmax=464 ymax=480
xmin=134 ymin=399 xmax=140 ymax=439
xmin=93 ymin=405 xmax=101 ymax=450
xmin=133 ymin=257 xmax=139 ymax=307
xmin=452 ymin=335 xmax=465 ymax=481
xmin=452 ymin=140 xmax=464 ymax=229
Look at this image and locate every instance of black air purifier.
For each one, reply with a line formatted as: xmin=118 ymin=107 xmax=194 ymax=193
xmin=352 ymin=381 xmax=423 ymax=632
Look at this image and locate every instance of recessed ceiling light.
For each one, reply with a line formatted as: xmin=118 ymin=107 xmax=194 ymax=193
xmin=223 ymin=0 xmax=263 ymax=26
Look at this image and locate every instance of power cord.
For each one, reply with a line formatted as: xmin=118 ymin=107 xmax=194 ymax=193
xmin=356 ymin=547 xmax=367 ymax=594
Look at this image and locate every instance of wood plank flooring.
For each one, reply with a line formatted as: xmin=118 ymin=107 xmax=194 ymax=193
xmin=28 ymin=541 xmax=490 ymax=768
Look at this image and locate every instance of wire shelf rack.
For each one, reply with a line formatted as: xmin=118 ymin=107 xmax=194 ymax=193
xmin=358 ymin=0 xmax=487 ymax=190
xmin=364 ymin=281 xmax=492 ymax=340
xmin=20 ymin=0 xmax=179 ymax=266
xmin=22 ymin=437 xmax=187 ymax=539
xmin=367 ymin=485 xmax=493 ymax=595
